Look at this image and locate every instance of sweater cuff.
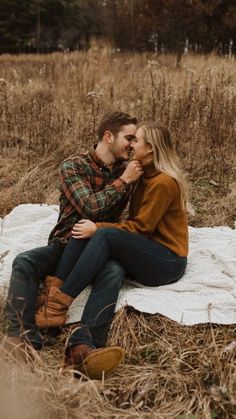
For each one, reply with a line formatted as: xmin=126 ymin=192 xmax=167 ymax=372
xmin=96 ymin=221 xmax=114 ymax=229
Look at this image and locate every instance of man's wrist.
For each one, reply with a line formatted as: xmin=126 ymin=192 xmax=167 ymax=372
xmin=119 ymin=176 xmax=129 ymax=185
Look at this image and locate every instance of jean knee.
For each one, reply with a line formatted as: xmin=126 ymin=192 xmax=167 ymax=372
xmin=95 ymin=227 xmax=121 ymax=241
xmin=12 ymin=250 xmax=39 ymax=281
xmin=106 ymin=259 xmax=124 ymax=276
xmin=12 ymin=251 xmax=29 ymax=269
xmin=102 ymin=259 xmax=124 ymax=289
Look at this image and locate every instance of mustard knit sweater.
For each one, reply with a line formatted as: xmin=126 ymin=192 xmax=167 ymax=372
xmin=96 ymin=164 xmax=188 ymax=257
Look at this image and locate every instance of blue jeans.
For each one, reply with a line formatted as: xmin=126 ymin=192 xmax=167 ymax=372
xmin=5 ymin=243 xmax=65 ymax=349
xmin=55 ymin=238 xmax=125 ymax=349
xmin=60 ymin=228 xmax=187 ymax=349
xmin=6 ymin=241 xmax=125 ymax=350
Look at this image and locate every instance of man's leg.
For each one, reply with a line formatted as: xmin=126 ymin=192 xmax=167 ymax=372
xmin=5 ymin=243 xmax=65 ymax=349
xmin=64 ymin=259 xmax=125 ymax=378
xmin=66 ymin=259 xmax=125 ymax=350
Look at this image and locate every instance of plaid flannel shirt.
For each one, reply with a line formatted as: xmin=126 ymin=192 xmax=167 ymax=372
xmin=48 ymin=147 xmax=130 ymax=244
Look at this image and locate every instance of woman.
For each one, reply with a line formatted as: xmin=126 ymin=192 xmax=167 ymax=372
xmin=36 ymin=122 xmax=190 ymax=332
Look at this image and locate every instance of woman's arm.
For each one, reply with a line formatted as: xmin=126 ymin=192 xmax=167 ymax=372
xmin=72 ymin=177 xmax=177 ymax=239
xmin=96 ymin=181 xmax=174 ymax=237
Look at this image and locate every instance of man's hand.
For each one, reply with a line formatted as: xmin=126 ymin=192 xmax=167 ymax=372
xmin=72 ymin=220 xmax=97 ymax=239
xmin=120 ymin=160 xmax=143 ymax=184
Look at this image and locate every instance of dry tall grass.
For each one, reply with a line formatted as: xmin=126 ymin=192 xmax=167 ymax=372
xmin=0 ymin=307 xmax=236 ymax=419
xmin=0 ymin=51 xmax=235 ymax=225
xmin=0 ymin=51 xmax=236 ymax=418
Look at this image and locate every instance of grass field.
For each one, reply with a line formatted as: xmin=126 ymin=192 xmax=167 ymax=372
xmin=0 ymin=50 xmax=236 ymax=418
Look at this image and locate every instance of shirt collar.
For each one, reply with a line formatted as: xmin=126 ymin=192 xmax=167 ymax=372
xmin=89 ymin=145 xmax=107 ymax=169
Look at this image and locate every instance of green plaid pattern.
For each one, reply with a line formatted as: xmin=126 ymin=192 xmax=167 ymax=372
xmin=48 ymin=148 xmax=130 ymax=244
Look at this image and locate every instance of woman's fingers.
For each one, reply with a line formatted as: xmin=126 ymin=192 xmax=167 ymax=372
xmin=71 ymin=228 xmax=87 ymax=239
xmin=72 ymin=220 xmax=97 ymax=239
xmin=72 ymin=223 xmax=84 ymax=238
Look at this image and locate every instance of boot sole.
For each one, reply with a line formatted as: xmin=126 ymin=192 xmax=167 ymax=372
xmin=77 ymin=347 xmax=124 ymax=379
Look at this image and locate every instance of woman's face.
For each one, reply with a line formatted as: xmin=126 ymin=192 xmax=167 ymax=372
xmin=132 ymin=127 xmax=152 ymax=163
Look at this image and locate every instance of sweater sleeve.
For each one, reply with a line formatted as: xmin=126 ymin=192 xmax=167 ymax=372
xmin=96 ymin=181 xmax=174 ymax=237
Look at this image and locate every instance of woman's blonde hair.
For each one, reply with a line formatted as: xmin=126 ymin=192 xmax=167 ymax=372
xmin=141 ymin=122 xmax=193 ymax=214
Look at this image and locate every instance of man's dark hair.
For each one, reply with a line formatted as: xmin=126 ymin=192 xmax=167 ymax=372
xmin=97 ymin=111 xmax=137 ymax=141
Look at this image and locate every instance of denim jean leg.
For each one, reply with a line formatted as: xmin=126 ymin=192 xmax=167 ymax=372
xmin=5 ymin=244 xmax=65 ymax=349
xmin=55 ymin=237 xmax=89 ymax=281
xmin=67 ymin=259 xmax=124 ymax=349
xmin=93 ymin=228 xmax=187 ymax=286
xmin=61 ymin=228 xmax=187 ymax=300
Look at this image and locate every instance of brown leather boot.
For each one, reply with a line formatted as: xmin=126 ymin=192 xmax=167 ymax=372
xmin=1 ymin=336 xmax=39 ymax=364
xmin=35 ymin=286 xmax=73 ymax=329
xmin=36 ymin=275 xmax=63 ymax=309
xmin=64 ymin=343 xmax=124 ymax=379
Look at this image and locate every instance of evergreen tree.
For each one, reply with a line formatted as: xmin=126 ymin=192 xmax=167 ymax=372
xmin=0 ymin=0 xmax=235 ymax=54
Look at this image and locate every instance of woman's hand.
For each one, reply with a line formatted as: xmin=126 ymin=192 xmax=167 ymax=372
xmin=72 ymin=219 xmax=97 ymax=239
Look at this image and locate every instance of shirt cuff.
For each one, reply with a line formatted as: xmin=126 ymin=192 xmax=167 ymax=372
xmin=112 ymin=177 xmax=128 ymax=191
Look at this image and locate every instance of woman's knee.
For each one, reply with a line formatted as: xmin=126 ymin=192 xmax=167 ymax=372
xmin=94 ymin=227 xmax=121 ymax=242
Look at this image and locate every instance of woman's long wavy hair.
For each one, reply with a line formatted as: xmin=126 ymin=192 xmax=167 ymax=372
xmin=141 ymin=122 xmax=193 ymax=214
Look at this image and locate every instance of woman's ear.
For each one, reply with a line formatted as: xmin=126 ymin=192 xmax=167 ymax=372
xmin=147 ymin=145 xmax=153 ymax=154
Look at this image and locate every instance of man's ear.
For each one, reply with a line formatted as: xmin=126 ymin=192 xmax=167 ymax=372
xmin=104 ymin=131 xmax=114 ymax=144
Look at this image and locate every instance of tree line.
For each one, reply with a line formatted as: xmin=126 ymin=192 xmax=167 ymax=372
xmin=0 ymin=0 xmax=235 ymax=55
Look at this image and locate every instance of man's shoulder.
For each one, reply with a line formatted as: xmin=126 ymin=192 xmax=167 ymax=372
xmin=60 ymin=152 xmax=91 ymax=170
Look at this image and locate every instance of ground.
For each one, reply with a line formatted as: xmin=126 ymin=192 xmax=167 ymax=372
xmin=0 ymin=50 xmax=235 ymax=418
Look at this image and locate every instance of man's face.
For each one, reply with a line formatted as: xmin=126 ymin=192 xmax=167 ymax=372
xmin=109 ymin=124 xmax=137 ymax=161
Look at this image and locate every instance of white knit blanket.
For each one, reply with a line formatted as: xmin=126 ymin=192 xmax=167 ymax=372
xmin=0 ymin=204 xmax=235 ymax=326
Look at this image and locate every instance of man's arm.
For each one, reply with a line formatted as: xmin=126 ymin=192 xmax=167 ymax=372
xmin=59 ymin=160 xmax=129 ymax=220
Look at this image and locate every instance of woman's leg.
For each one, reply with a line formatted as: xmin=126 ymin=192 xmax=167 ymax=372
xmin=55 ymin=237 xmax=89 ymax=281
xmin=61 ymin=227 xmax=187 ymax=299
xmin=36 ymin=240 xmax=125 ymax=334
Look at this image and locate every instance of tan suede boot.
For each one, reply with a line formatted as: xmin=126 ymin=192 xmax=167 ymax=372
xmin=35 ymin=286 xmax=73 ymax=329
xmin=64 ymin=343 xmax=124 ymax=379
xmin=36 ymin=275 xmax=63 ymax=309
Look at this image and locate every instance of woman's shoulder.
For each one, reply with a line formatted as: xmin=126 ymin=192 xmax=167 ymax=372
xmin=153 ymin=172 xmax=177 ymax=187
xmin=148 ymin=173 xmax=179 ymax=198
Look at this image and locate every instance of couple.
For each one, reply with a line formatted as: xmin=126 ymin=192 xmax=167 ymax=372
xmin=4 ymin=111 xmax=189 ymax=378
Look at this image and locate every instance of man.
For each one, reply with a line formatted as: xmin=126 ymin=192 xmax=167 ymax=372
xmin=4 ymin=111 xmax=142 ymax=377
